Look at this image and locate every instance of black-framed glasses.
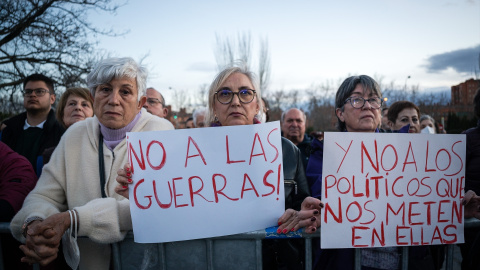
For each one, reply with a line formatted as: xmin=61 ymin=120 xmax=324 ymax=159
xmin=215 ymin=89 xmax=256 ymax=104
xmin=22 ymin=88 xmax=50 ymax=97
xmin=146 ymin=98 xmax=165 ymax=107
xmin=344 ymin=96 xmax=382 ymax=109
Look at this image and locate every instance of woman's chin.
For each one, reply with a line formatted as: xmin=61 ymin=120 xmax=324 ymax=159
xmin=224 ymin=119 xmax=250 ymax=126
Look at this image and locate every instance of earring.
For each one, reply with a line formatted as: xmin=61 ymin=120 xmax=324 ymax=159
xmin=214 ymin=115 xmax=218 ymax=122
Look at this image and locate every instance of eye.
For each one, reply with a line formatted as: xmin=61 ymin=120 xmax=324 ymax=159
xmin=99 ymin=87 xmax=111 ymax=93
xmin=120 ymin=89 xmax=131 ymax=95
xmin=239 ymin=89 xmax=252 ymax=96
xmin=218 ymin=89 xmax=232 ymax=97
xmin=82 ymin=102 xmax=91 ymax=108
xmin=69 ymin=102 xmax=76 ymax=106
xmin=351 ymin=97 xmax=363 ymax=105
xmin=369 ymin=98 xmax=380 ymax=105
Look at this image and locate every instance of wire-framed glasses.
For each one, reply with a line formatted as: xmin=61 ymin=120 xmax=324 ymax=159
xmin=146 ymin=98 xmax=165 ymax=107
xmin=22 ymin=88 xmax=50 ymax=97
xmin=215 ymin=89 xmax=256 ymax=104
xmin=344 ymin=96 xmax=382 ymax=109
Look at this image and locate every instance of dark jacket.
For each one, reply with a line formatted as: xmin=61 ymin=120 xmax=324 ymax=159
xmin=263 ymin=137 xmax=310 ymax=270
xmin=463 ymin=122 xmax=480 ymax=194
xmin=295 ymin=134 xmax=312 ymax=171
xmin=282 ymin=137 xmax=310 ymax=210
xmin=1 ymin=109 xmax=65 ymax=175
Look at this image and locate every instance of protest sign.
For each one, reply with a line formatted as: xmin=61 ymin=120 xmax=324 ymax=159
xmin=127 ymin=121 xmax=285 ymax=243
xmin=321 ymin=132 xmax=466 ymax=248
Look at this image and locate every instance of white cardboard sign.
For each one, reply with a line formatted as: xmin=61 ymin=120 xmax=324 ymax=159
xmin=126 ymin=121 xmax=285 ymax=243
xmin=321 ymin=132 xmax=466 ymax=248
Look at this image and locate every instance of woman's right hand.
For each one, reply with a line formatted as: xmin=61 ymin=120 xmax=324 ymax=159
xmin=115 ymin=163 xmax=132 ymax=199
xmin=463 ymin=190 xmax=480 ymax=220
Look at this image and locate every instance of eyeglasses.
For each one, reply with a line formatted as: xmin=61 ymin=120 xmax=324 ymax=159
xmin=215 ymin=89 xmax=256 ymax=104
xmin=22 ymin=88 xmax=50 ymax=97
xmin=344 ymin=96 xmax=382 ymax=109
xmin=146 ymin=98 xmax=165 ymax=107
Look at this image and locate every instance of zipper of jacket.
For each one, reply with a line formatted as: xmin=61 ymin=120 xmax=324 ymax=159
xmin=284 ymin=180 xmax=297 ymax=195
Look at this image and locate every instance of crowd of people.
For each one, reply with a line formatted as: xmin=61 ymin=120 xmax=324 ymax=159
xmin=0 ymin=57 xmax=479 ymax=270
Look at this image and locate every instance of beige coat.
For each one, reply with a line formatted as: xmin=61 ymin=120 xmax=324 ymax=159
xmin=11 ymin=109 xmax=174 ymax=270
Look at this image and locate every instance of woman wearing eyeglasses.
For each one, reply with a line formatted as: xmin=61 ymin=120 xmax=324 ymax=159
xmin=307 ymin=75 xmax=435 ymax=270
xmin=206 ymin=64 xmax=319 ymax=270
xmin=114 ymin=63 xmax=321 ymax=269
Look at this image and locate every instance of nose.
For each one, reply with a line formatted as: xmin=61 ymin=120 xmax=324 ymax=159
xmin=362 ymin=99 xmax=373 ymax=110
xmin=108 ymin=90 xmax=121 ymax=105
xmin=230 ymin=93 xmax=241 ymax=105
xmin=74 ymin=103 xmax=83 ymax=111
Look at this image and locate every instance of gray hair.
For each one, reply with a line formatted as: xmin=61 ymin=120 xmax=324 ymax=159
xmin=335 ymin=75 xmax=382 ymax=131
xmin=281 ymin=108 xmax=306 ymax=123
xmin=420 ymin=114 xmax=435 ymax=124
xmin=192 ymin=107 xmax=207 ymax=127
xmin=205 ymin=63 xmax=263 ymax=125
xmin=146 ymin=87 xmax=166 ymax=107
xmin=87 ymin=57 xmax=148 ymax=101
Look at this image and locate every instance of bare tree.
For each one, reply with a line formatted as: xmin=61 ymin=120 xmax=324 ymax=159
xmin=170 ymin=88 xmax=191 ymax=112
xmin=257 ymin=36 xmax=270 ymax=92
xmin=0 ymin=0 xmax=124 ymax=113
xmin=194 ymin=83 xmax=209 ymax=107
xmin=214 ymin=31 xmax=271 ymax=92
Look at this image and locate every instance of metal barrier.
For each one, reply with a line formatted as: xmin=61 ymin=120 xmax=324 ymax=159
xmin=2 ymin=219 xmax=480 ymax=270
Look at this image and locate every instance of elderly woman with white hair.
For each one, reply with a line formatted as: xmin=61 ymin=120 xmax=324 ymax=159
xmin=10 ymin=57 xmax=174 ymax=269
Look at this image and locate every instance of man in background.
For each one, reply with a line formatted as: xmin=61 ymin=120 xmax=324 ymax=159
xmin=192 ymin=107 xmax=206 ymax=128
xmin=1 ymin=74 xmax=64 ymax=175
xmin=281 ymin=108 xmax=311 ymax=170
xmin=143 ymin=87 xmax=168 ymax=118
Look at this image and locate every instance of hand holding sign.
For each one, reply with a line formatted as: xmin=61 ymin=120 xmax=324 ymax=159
xmin=463 ymin=190 xmax=480 ymax=220
xmin=115 ymin=163 xmax=132 ymax=199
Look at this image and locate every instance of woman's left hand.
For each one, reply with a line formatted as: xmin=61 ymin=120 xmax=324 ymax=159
xmin=20 ymin=212 xmax=71 ymax=265
xmin=115 ymin=163 xmax=132 ymax=199
xmin=276 ymin=196 xmax=323 ymax=234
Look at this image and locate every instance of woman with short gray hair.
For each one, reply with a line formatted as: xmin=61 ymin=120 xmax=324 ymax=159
xmin=307 ymin=75 xmax=435 ymax=270
xmin=11 ymin=57 xmax=174 ymax=270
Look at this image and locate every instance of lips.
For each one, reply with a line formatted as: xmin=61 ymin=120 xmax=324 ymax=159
xmin=105 ymin=111 xmax=122 ymax=116
xmin=229 ymin=112 xmax=244 ymax=117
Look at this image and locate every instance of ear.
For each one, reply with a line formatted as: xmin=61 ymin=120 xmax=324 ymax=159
xmin=335 ymin=108 xmax=345 ymax=122
xmin=137 ymin=96 xmax=146 ymax=110
xmin=388 ymin=120 xmax=394 ymax=129
xmin=163 ymin=107 xmax=169 ymax=117
xmin=50 ymin=94 xmax=56 ymax=105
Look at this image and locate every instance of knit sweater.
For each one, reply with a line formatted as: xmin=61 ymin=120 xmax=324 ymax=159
xmin=10 ymin=108 xmax=174 ymax=270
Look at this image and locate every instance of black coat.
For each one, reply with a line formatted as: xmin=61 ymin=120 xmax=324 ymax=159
xmin=263 ymin=138 xmax=310 ymax=270
xmin=1 ymin=109 xmax=65 ymax=174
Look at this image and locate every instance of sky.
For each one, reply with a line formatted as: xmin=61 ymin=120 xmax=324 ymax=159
xmin=90 ymin=0 xmax=480 ymax=107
